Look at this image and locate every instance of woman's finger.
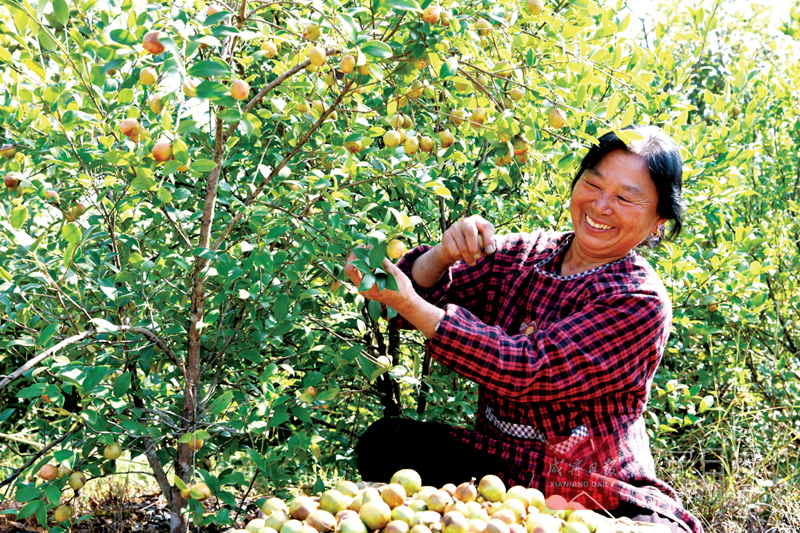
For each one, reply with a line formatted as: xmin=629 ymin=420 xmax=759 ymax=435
xmin=476 ymin=219 xmax=496 ymax=254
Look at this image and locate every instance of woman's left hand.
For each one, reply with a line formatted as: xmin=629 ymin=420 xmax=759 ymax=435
xmin=344 ymin=250 xmax=419 ymax=314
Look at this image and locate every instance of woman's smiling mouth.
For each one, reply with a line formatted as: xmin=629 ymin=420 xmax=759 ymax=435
xmin=586 ymin=214 xmax=613 ymax=230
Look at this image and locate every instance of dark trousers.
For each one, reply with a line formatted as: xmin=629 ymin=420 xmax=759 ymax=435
xmin=355 ymin=418 xmax=687 ymax=533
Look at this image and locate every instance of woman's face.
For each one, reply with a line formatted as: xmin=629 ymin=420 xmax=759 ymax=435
xmin=570 ymin=149 xmax=667 ymax=262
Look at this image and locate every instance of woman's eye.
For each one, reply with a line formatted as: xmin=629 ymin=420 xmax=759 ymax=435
xmin=617 ymin=196 xmax=630 ymax=203
xmin=586 ymin=181 xmax=599 ymax=189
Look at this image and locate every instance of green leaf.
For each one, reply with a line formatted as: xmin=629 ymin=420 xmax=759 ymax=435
xmin=699 ymin=395 xmax=714 ymax=413
xmin=10 ymin=205 xmax=28 ymax=229
xmin=369 ymin=241 xmax=386 ymax=269
xmin=187 ymin=59 xmax=232 ymax=78
xmin=38 ymin=323 xmax=58 ymax=347
xmin=190 ymin=159 xmax=218 ymax=172
xmin=61 ymin=222 xmax=81 ymax=244
xmin=208 ymin=390 xmax=233 ymax=416
xmin=274 ymin=294 xmax=290 ymax=322
xmin=16 ymin=500 xmax=42 ymax=521
xmin=361 ymin=40 xmax=393 ymax=59
xmin=368 ymin=299 xmax=382 ymax=322
xmin=196 ymin=81 xmax=230 ymax=99
xmin=53 ymin=0 xmax=69 ymax=26
xmin=157 ymin=186 xmax=173 ymax=203
xmin=338 ymin=13 xmax=358 ymax=41
xmin=386 ymin=0 xmax=421 ymax=12
xmin=113 ymin=371 xmax=131 ymax=398
xmin=173 ymin=475 xmax=189 ymax=491
xmin=109 ymin=29 xmax=138 ymax=46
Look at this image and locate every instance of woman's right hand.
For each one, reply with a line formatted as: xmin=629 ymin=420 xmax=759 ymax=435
xmin=439 ymin=215 xmax=496 ymax=267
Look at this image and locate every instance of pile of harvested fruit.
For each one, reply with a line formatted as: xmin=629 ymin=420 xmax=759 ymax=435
xmin=227 ymin=470 xmax=669 ymax=533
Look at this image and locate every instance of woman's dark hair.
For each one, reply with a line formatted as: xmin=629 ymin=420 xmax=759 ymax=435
xmin=571 ymin=126 xmax=684 ymax=246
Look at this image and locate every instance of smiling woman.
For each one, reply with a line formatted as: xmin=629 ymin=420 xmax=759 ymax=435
xmin=346 ymin=127 xmax=701 ymax=533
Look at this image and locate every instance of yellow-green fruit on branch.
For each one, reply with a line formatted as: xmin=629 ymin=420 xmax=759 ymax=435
xmin=142 ymin=30 xmax=166 ymax=55
xmin=383 ymin=130 xmax=402 ymax=148
xmin=39 ymin=464 xmax=58 ymax=481
xmin=139 ymin=67 xmax=157 ymax=86
xmin=418 ymin=136 xmax=435 ymax=153
xmin=341 ymin=54 xmax=356 ymax=73
xmin=345 ymin=140 xmax=363 ymax=154
xmin=438 ymin=129 xmax=455 ymax=148
xmin=103 ymin=442 xmax=122 ymax=460
xmin=3 ymin=175 xmax=20 ymax=189
xmin=303 ymin=24 xmax=321 ymax=41
xmin=473 ymin=19 xmax=492 ymax=36
xmin=0 ymin=144 xmax=17 ymax=159
xmin=309 ymin=46 xmax=327 ymax=67
xmin=149 ymin=96 xmax=163 ymax=114
xmin=54 ymin=504 xmax=74 ymax=523
xmin=404 ymin=136 xmax=419 ymax=155
xmin=477 ymin=475 xmax=505 ymax=502
xmin=45 ymin=190 xmax=60 ymax=205
xmin=547 ymin=107 xmax=566 ymax=128
xmin=527 ymin=0 xmax=544 ymax=15
xmin=262 ymin=41 xmax=278 ymax=57
xmin=68 ymin=471 xmax=86 ymax=490
xmin=386 ymin=239 xmax=406 ymax=260
xmin=509 ymin=88 xmax=525 ymax=101
xmin=231 ymin=79 xmax=250 ymax=101
xmin=421 ymin=5 xmax=441 ymax=24
xmin=152 ymin=141 xmax=173 ymax=162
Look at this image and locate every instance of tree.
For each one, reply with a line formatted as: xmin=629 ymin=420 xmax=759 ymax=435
xmin=1 ymin=0 xmax=798 ymax=531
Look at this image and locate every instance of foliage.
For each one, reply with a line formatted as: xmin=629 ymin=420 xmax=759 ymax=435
xmin=0 ymin=0 xmax=798 ymax=531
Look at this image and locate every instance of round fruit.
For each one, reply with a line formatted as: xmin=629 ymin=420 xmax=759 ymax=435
xmin=39 ymin=464 xmax=58 ymax=481
xmin=246 ymin=519 xmax=267 ymax=533
xmin=478 ymin=475 xmax=505 ymax=502
xmin=321 ymin=490 xmax=353 ymax=515
xmin=3 ymin=175 xmax=20 ymax=189
xmin=340 ymin=518 xmax=369 ymax=533
xmin=139 ymin=66 xmax=157 ymax=86
xmin=454 ymin=481 xmax=477 ymax=503
xmin=0 ymin=144 xmax=17 ymax=159
xmin=442 ymin=511 xmax=470 ymax=533
xmin=566 ymin=510 xmax=600 ymax=533
xmin=384 ymin=130 xmax=402 ymax=148
xmin=485 ymin=520 xmax=509 ymax=533
xmin=104 ymin=442 xmax=122 ymax=460
xmin=207 ymin=4 xmax=221 ymax=15
xmin=152 ymin=141 xmax=173 ymax=162
xmin=309 ymin=46 xmax=326 ymax=67
xmin=474 ymin=19 xmax=492 ymax=36
xmin=193 ymin=482 xmax=211 ymax=501
xmin=262 ymin=41 xmax=278 ymax=57
xmin=528 ymin=489 xmax=545 ymax=510
xmin=449 ymin=109 xmax=466 ymax=126
xmin=149 ymin=96 xmax=163 ymax=114
xmin=345 ymin=140 xmax=363 ymax=154
xmin=306 ymin=510 xmax=337 ymax=532
xmin=527 ymin=0 xmax=544 ymax=14
xmin=708 ymin=302 xmax=718 ymax=312
xmin=386 ymin=239 xmax=406 ymax=260
xmin=303 ymin=24 xmax=321 ymax=41
xmin=409 ymin=80 xmax=425 ymax=100
xmin=509 ymin=88 xmax=525 ymax=101
xmin=524 ymin=514 xmax=559 ymax=533
xmin=418 ymin=136 xmax=435 ymax=153
xmin=230 ymin=79 xmax=250 ymax=101
xmin=547 ymin=107 xmax=566 ymax=128
xmin=336 ymin=480 xmax=359 ymax=497
xmin=69 ymin=471 xmax=86 ymax=490
xmin=438 ymin=129 xmax=455 ymax=148
xmin=513 ymin=138 xmax=529 ymax=156
xmin=421 ymin=6 xmax=441 ymax=24
xmin=732 ymin=105 xmax=742 ymax=116
xmin=120 ymin=118 xmax=140 ymax=140
xmin=312 ymin=100 xmax=325 ymax=114
xmin=142 ymin=30 xmax=166 ymax=55
xmin=188 ymin=436 xmax=204 ymax=451
xmin=282 ymin=519 xmax=305 ymax=533
xmin=341 ymin=54 xmax=356 ymax=73
xmin=381 ymin=483 xmax=407 ymax=508
xmin=54 ymin=504 xmax=74 ymax=522
xmin=45 ymin=190 xmax=60 ymax=205
xmin=404 ymin=137 xmax=419 ymax=155
xmin=360 ymin=500 xmax=392 ymax=530
xmin=503 ymin=486 xmax=531 ymax=508
xmin=470 ymin=107 xmax=486 ymax=126
xmin=290 ymin=496 xmax=317 ymax=520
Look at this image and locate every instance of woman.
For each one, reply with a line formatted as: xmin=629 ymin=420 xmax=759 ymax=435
xmin=345 ymin=127 xmax=703 ymax=533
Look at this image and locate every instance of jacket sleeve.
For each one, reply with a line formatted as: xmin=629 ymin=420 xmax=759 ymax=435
xmin=389 ymin=235 xmax=523 ymax=330
xmin=425 ymin=288 xmax=671 ymax=402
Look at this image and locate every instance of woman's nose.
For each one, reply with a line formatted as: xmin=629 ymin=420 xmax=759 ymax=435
xmin=593 ymin=193 xmax=614 ymax=214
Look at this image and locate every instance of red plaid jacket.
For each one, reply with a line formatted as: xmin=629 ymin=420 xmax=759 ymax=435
xmin=392 ymin=231 xmax=703 ymax=533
